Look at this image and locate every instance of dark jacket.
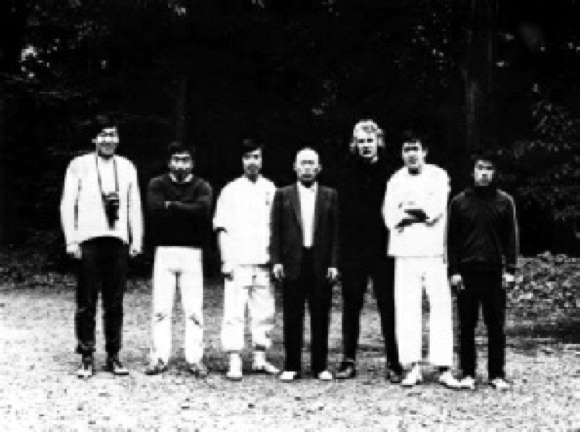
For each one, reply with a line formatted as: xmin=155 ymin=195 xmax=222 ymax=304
xmin=270 ymin=183 xmax=339 ymax=281
xmin=147 ymin=174 xmax=213 ymax=248
xmin=339 ymin=158 xmax=391 ymax=266
xmin=447 ymin=185 xmax=519 ymax=275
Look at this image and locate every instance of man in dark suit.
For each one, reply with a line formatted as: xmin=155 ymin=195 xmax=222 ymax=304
xmin=271 ymin=147 xmax=339 ymax=381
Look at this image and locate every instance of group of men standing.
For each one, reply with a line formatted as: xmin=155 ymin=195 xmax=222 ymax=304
xmin=60 ymin=115 xmax=518 ymax=391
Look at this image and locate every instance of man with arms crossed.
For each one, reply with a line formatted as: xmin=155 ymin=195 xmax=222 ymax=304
xmin=145 ymin=142 xmax=212 ymax=377
xmin=383 ymin=130 xmax=459 ymax=388
xmin=271 ymin=147 xmax=339 ymax=382
xmin=337 ymin=120 xmax=402 ymax=382
xmin=213 ymin=138 xmax=280 ymax=380
xmin=447 ymin=154 xmax=518 ymax=391
xmin=60 ymin=114 xmax=143 ymax=379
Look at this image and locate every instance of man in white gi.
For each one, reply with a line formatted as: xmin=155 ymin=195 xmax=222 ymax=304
xmin=383 ymin=129 xmax=459 ymax=388
xmin=213 ymin=138 xmax=280 ymax=380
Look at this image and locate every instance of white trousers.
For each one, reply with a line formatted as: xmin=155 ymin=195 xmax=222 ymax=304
xmin=394 ymin=256 xmax=454 ymax=367
xmin=221 ymin=265 xmax=276 ymax=353
xmin=150 ymin=247 xmax=204 ymax=364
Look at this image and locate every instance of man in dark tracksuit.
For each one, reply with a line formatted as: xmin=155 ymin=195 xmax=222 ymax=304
xmin=336 ymin=120 xmax=402 ymax=382
xmin=447 ymin=154 xmax=519 ymax=391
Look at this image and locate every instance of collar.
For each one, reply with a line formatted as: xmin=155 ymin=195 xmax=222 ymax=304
xmin=297 ymin=181 xmax=318 ymax=194
xmin=169 ymin=173 xmax=194 ymax=184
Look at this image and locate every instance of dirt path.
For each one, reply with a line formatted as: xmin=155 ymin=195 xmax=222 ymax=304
xmin=1 ymin=284 xmax=578 ymax=431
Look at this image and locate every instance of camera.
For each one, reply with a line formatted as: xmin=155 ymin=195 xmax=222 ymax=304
xmin=102 ymin=192 xmax=120 ymax=227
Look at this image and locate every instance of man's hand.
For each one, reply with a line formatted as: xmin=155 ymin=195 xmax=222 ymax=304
xmin=502 ymin=273 xmax=515 ymax=289
xmin=272 ymin=264 xmax=285 ymax=281
xmin=66 ymin=243 xmax=82 ymax=260
xmin=450 ymin=274 xmax=463 ymax=290
xmin=327 ymin=267 xmax=339 ymax=284
xmin=129 ymin=246 xmax=141 ymax=258
xmin=221 ymin=262 xmax=234 ymax=281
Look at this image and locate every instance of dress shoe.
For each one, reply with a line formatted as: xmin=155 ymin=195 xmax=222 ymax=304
xmin=106 ymin=355 xmax=129 ymax=376
xmin=77 ymin=355 xmax=94 ymax=379
xmin=336 ymin=361 xmax=356 ymax=379
xmin=279 ymin=370 xmax=301 ymax=382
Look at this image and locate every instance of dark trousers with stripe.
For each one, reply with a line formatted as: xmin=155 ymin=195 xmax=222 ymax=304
xmin=282 ymin=248 xmax=332 ymax=375
xmin=458 ymin=268 xmax=506 ymax=379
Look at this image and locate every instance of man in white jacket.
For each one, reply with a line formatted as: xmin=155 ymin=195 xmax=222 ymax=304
xmin=60 ymin=114 xmax=143 ymax=379
xmin=382 ymin=129 xmax=459 ymax=388
xmin=213 ymin=139 xmax=279 ymax=380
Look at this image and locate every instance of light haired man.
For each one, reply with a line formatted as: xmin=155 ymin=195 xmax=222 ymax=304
xmin=60 ymin=114 xmax=143 ymax=379
xmin=213 ymin=138 xmax=280 ymax=381
xmin=383 ymin=129 xmax=459 ymax=388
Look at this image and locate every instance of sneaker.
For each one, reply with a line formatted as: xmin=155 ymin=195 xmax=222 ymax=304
xmin=438 ymin=370 xmax=461 ymax=389
xmin=252 ymin=360 xmax=280 ymax=375
xmin=226 ymin=354 xmax=243 ymax=381
xmin=279 ymin=370 xmax=301 ymax=382
xmin=145 ymin=359 xmax=168 ymax=376
xmin=77 ymin=355 xmax=94 ymax=379
xmin=336 ymin=361 xmax=356 ymax=380
xmin=188 ymin=362 xmax=209 ymax=378
xmin=401 ymin=364 xmax=423 ymax=387
xmin=106 ymin=355 xmax=129 ymax=376
xmin=459 ymin=375 xmax=476 ymax=390
xmin=489 ymin=377 xmax=511 ymax=391
xmin=317 ymin=370 xmax=334 ymax=381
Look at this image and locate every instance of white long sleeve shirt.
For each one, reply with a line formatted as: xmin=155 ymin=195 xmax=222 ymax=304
xmin=383 ymin=164 xmax=450 ymax=257
xmin=60 ymin=153 xmax=143 ymax=250
xmin=213 ymin=176 xmax=276 ymax=266
xmin=297 ymin=182 xmax=317 ymax=248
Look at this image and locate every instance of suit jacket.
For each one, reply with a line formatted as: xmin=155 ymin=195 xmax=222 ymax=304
xmin=270 ymin=183 xmax=339 ymax=281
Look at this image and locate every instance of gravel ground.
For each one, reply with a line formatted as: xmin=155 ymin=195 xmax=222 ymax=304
xmin=1 ymin=282 xmax=579 ymax=431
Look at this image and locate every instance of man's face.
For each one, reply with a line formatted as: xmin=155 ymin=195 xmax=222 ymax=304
xmin=473 ymin=160 xmax=495 ymax=187
xmin=94 ymin=127 xmax=119 ymax=158
xmin=168 ymin=152 xmax=194 ymax=180
xmin=402 ymin=140 xmax=427 ymax=172
xmin=242 ymin=148 xmax=262 ymax=179
xmin=294 ymin=149 xmax=321 ymax=185
xmin=354 ymin=131 xmax=379 ymax=161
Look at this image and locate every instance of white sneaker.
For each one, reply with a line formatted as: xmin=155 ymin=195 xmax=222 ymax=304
xmin=317 ymin=370 xmax=334 ymax=381
xmin=226 ymin=354 xmax=243 ymax=381
xmin=252 ymin=360 xmax=280 ymax=375
xmin=438 ymin=370 xmax=461 ymax=389
xmin=401 ymin=365 xmax=423 ymax=387
xmin=279 ymin=370 xmax=300 ymax=382
xmin=490 ymin=377 xmax=511 ymax=391
xmin=459 ymin=376 xmax=476 ymax=390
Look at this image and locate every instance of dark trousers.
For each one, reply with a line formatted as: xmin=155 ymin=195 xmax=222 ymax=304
xmin=341 ymin=257 xmax=401 ymax=371
xmin=458 ymin=268 xmax=506 ymax=379
xmin=282 ymin=249 xmax=332 ymax=374
xmin=75 ymin=237 xmax=128 ymax=356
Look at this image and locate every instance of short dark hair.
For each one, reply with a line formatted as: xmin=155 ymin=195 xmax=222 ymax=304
xmin=167 ymin=141 xmax=194 ymax=161
xmin=400 ymin=128 xmax=428 ymax=150
xmin=471 ymin=151 xmax=497 ymax=169
xmin=241 ymin=138 xmax=263 ymax=156
xmin=89 ymin=114 xmax=117 ymax=138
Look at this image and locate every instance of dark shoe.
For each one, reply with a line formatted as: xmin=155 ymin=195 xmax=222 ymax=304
xmin=145 ymin=359 xmax=168 ymax=376
xmin=336 ymin=361 xmax=356 ymax=380
xmin=386 ymin=368 xmax=403 ymax=384
xmin=77 ymin=355 xmax=94 ymax=379
xmin=106 ymin=355 xmax=129 ymax=376
xmin=188 ymin=362 xmax=209 ymax=378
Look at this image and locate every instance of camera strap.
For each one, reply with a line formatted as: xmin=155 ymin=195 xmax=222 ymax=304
xmin=95 ymin=154 xmax=119 ymax=196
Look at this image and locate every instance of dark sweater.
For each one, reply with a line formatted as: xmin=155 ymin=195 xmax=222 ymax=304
xmin=447 ymin=185 xmax=519 ymax=275
xmin=339 ymin=158 xmax=391 ymax=265
xmin=147 ymin=174 xmax=213 ymax=248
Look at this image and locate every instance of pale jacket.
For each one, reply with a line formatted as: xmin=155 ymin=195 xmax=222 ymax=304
xmin=383 ymin=163 xmax=449 ymax=257
xmin=60 ymin=152 xmax=143 ymax=250
xmin=213 ymin=176 xmax=276 ymax=266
